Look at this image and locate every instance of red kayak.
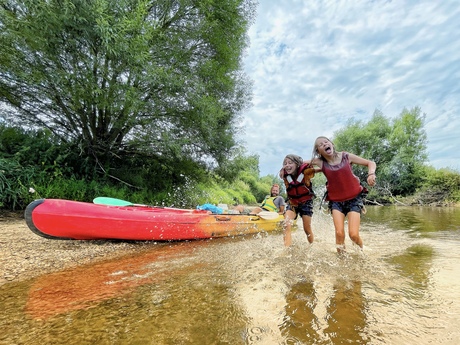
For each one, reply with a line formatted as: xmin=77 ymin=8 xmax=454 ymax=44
xmin=25 ymin=199 xmax=284 ymax=241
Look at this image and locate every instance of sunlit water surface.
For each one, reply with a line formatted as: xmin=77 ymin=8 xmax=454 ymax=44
xmin=1 ymin=206 xmax=459 ymax=344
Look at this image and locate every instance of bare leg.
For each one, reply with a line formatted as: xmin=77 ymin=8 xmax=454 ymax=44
xmin=283 ymin=210 xmax=296 ymax=247
xmin=331 ymin=209 xmax=346 ymax=253
xmin=301 ymin=215 xmax=314 ymax=244
xmin=233 ymin=205 xmax=262 ymax=214
xmin=234 ymin=205 xmax=244 ymax=213
xmin=250 ymin=206 xmax=263 ymax=214
xmin=347 ymin=211 xmax=363 ymax=248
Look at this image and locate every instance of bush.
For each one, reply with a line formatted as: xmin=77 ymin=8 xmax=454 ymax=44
xmin=414 ymin=167 xmax=460 ymax=205
xmin=0 ymin=158 xmax=38 ymax=209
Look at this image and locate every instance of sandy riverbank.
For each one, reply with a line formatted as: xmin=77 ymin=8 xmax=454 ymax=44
xmin=0 ymin=211 xmax=151 ymax=286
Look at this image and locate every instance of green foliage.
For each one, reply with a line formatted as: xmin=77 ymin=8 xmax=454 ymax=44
xmin=135 ymin=176 xmax=259 ymax=208
xmin=334 ymin=107 xmax=428 ymax=199
xmin=386 ymin=107 xmax=427 ymax=195
xmin=0 ymin=122 xmax=292 ymax=210
xmin=214 ymin=147 xmax=260 ymax=181
xmin=0 ymin=124 xmax=85 ymax=177
xmin=0 ymin=0 xmax=255 ymax=183
xmin=0 ymin=158 xmax=36 ymax=209
xmin=3 ymin=100 xmax=460 ymax=209
xmin=334 ymin=110 xmax=392 ymax=165
xmin=212 ymin=146 xmax=285 ymax=203
xmin=415 ymin=166 xmax=460 ymax=204
xmin=102 ymin=145 xmax=209 ymax=193
xmin=191 ymin=179 xmax=257 ymax=206
xmin=310 ymin=173 xmax=327 ymax=200
xmin=0 ymin=0 xmax=262 ymax=210
xmin=0 ymin=154 xmax=120 ymax=209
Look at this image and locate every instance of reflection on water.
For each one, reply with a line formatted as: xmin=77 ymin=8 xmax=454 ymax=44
xmin=25 ymin=242 xmax=205 ymax=319
xmin=281 ymin=279 xmax=367 ymax=344
xmin=281 ymin=279 xmax=320 ymax=342
xmin=388 ymin=244 xmax=434 ymax=294
xmin=1 ymin=206 xmax=460 ymax=344
xmin=364 ymin=205 xmax=460 ymax=234
xmin=323 ymin=280 xmax=367 ymax=344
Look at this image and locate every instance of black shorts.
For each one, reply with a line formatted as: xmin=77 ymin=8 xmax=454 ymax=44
xmin=287 ymin=199 xmax=314 ymax=218
xmin=329 ymin=194 xmax=364 ymax=216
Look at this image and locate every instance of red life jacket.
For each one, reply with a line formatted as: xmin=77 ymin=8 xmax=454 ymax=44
xmin=322 ymin=152 xmax=363 ymax=202
xmin=282 ymin=163 xmax=315 ymax=206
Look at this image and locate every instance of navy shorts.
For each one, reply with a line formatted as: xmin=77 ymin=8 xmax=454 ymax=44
xmin=287 ymin=199 xmax=314 ymax=218
xmin=329 ymin=194 xmax=364 ymax=216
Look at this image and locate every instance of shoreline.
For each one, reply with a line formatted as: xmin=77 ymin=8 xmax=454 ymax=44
xmin=2 ymin=202 xmax=458 ymax=286
xmin=0 ymin=211 xmax=152 ymax=286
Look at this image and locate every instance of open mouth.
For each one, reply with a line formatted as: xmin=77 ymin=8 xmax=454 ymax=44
xmin=325 ymin=145 xmax=332 ymax=154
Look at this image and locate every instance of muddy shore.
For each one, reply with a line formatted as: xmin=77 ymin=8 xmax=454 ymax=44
xmin=0 ymin=211 xmax=152 ymax=286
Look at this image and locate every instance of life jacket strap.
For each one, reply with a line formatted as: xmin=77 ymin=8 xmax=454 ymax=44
xmin=296 ymin=173 xmax=304 ymax=183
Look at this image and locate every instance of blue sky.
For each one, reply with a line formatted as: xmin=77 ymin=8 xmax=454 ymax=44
xmin=239 ymin=1 xmax=460 ymax=176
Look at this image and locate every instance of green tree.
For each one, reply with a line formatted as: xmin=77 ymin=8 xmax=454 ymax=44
xmin=0 ymin=0 xmax=255 ymax=184
xmin=213 ymin=147 xmax=284 ymax=202
xmin=417 ymin=166 xmax=460 ymax=204
xmin=386 ymin=107 xmax=427 ymax=195
xmin=334 ymin=110 xmax=392 ymax=169
xmin=334 ymin=107 xmax=428 ymax=200
xmin=213 ymin=146 xmax=259 ymax=181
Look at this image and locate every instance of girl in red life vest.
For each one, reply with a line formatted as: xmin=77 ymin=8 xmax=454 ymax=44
xmin=280 ymin=154 xmax=317 ymax=247
xmin=308 ymin=136 xmax=376 ymax=254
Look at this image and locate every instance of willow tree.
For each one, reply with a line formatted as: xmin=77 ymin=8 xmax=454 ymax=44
xmin=0 ymin=0 xmax=254 ymax=187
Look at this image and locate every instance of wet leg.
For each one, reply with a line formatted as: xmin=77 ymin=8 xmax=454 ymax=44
xmin=347 ymin=211 xmax=363 ymax=248
xmin=283 ymin=210 xmax=296 ymax=247
xmin=301 ymin=215 xmax=314 ymax=244
xmin=332 ymin=210 xmax=346 ymax=253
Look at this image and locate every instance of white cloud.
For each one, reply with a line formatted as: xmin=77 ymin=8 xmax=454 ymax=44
xmin=239 ymin=0 xmax=460 ymax=174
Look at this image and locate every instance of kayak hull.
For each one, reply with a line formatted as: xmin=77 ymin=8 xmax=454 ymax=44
xmin=25 ymin=199 xmax=284 ymax=241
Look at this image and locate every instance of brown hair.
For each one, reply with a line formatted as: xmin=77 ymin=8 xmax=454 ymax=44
xmin=283 ymin=154 xmax=303 ymax=167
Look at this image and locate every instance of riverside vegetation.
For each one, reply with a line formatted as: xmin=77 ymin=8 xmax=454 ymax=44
xmin=1 ymin=108 xmax=459 ymax=212
xmin=0 ymin=2 xmax=458 ymax=211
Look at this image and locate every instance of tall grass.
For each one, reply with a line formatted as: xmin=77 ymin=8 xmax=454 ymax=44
xmin=1 ymin=157 xmax=274 ymax=210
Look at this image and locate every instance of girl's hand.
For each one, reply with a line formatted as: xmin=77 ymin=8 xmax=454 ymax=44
xmin=279 ymin=168 xmax=284 ymax=179
xmin=367 ymin=173 xmax=376 ymax=186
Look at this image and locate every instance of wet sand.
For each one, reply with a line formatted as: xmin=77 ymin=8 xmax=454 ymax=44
xmin=0 ymin=211 xmax=150 ymax=286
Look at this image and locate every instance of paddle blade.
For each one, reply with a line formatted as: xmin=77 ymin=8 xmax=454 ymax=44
xmin=93 ymin=197 xmax=134 ymax=206
xmin=258 ymin=211 xmax=281 ymax=220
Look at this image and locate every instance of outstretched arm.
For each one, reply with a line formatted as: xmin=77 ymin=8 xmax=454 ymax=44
xmin=348 ymin=153 xmax=377 ymax=186
xmin=304 ymin=158 xmax=323 ymax=173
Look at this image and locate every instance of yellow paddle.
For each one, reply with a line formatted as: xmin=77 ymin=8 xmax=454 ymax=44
xmin=257 ymin=211 xmax=282 ymax=220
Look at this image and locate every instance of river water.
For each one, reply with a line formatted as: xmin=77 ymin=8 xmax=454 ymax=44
xmin=1 ymin=206 xmax=459 ymax=344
